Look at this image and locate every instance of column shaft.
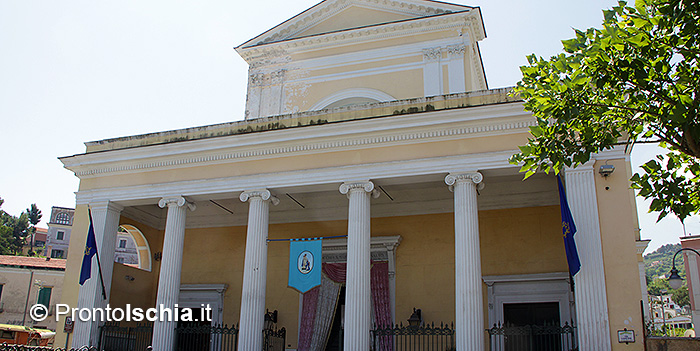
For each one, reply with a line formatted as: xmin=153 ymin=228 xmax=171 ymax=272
xmin=152 ymin=197 xmax=193 ymax=351
xmin=565 ymin=166 xmax=612 ymax=350
xmin=340 ymin=181 xmax=377 ymax=351
xmin=446 ymin=173 xmax=483 ymax=351
xmin=72 ymin=201 xmax=122 ymax=348
xmin=238 ymin=190 xmax=275 ymax=351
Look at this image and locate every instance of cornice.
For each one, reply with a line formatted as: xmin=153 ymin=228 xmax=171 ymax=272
xmin=238 ymin=0 xmax=475 ymax=50
xmin=62 ymin=103 xmax=533 ymax=179
xmin=238 ymin=11 xmax=483 ymax=63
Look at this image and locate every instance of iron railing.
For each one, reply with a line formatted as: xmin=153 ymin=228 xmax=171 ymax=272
xmin=486 ymin=322 xmax=577 ymax=351
xmin=262 ymin=327 xmax=286 ymax=351
xmin=98 ymin=322 xmax=153 ymax=351
xmin=0 ymin=345 xmax=98 ymax=351
xmin=174 ymin=324 xmax=238 ymax=351
xmin=371 ymin=322 xmax=456 ymax=351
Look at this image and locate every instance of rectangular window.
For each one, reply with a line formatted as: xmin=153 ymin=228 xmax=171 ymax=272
xmin=51 ymin=250 xmax=64 ymax=259
xmin=119 ymin=239 xmax=127 ymax=248
xmin=37 ymin=287 xmax=52 ymax=318
xmin=56 ymin=231 xmax=64 ymax=240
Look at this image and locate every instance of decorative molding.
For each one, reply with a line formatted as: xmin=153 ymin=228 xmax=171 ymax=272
xmin=238 ymin=11 xmax=482 ymax=62
xmin=239 ymin=189 xmax=280 ymax=205
xmin=158 ymin=197 xmax=196 ymax=211
xmin=445 ymin=172 xmax=483 ymax=186
xmin=636 ymin=239 xmax=651 ymax=255
xmin=72 ymin=150 xmax=520 ymax=206
xmin=446 ymin=44 xmax=466 ymax=58
xmin=64 ymin=104 xmax=534 ymax=179
xmin=422 ymin=47 xmax=441 ymax=62
xmin=238 ymin=0 xmax=476 ymax=51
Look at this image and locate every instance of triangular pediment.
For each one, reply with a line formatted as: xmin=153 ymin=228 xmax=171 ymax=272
xmin=238 ymin=0 xmax=475 ymax=49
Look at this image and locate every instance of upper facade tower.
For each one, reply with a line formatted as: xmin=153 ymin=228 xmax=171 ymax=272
xmin=236 ymin=0 xmax=486 ymax=119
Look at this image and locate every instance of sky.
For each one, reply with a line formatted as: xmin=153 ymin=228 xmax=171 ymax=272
xmin=0 ymin=0 xmax=697 ymax=253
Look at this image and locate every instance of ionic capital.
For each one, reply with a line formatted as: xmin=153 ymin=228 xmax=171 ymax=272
xmin=158 ymin=196 xmax=196 ymax=211
xmin=339 ymin=181 xmax=380 ymax=198
xmin=445 ymin=172 xmax=484 ymax=191
xmin=239 ymin=189 xmax=280 ymax=205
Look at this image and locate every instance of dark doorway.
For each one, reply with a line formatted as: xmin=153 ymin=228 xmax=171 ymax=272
xmin=325 ymin=286 xmax=346 ymax=351
xmin=176 ymin=307 xmax=211 ymax=351
xmin=503 ymin=302 xmax=561 ymax=351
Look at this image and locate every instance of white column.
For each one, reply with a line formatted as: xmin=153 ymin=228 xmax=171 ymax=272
xmin=151 ymin=196 xmax=195 ymax=351
xmin=72 ymin=201 xmax=122 ymax=348
xmin=445 ymin=172 xmax=484 ymax=351
xmin=422 ymin=47 xmax=442 ymax=97
xmin=340 ymin=181 xmax=379 ymax=351
xmin=238 ymin=189 xmax=278 ymax=351
xmin=565 ymin=165 xmax=612 ymax=350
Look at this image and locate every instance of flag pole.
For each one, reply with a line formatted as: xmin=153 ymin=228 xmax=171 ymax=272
xmin=87 ymin=208 xmax=108 ymax=300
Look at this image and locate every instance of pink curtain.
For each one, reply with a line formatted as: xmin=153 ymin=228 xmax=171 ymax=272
xmin=298 ymin=261 xmax=393 ymax=350
xmin=297 ymin=286 xmax=319 ymax=351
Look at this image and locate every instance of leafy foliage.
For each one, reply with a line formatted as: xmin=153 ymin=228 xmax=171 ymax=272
xmin=26 ymin=203 xmax=42 ymax=256
xmin=644 ymin=243 xmax=690 ymax=307
xmin=510 ymin=0 xmax=700 ymax=222
xmin=0 ymin=196 xmax=31 ymax=255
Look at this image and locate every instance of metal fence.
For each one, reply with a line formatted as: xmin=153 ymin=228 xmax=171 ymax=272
xmin=98 ymin=322 xmax=153 ymax=351
xmin=262 ymin=327 xmax=285 ymax=351
xmin=0 ymin=345 xmax=98 ymax=351
xmin=174 ymin=324 xmax=239 ymax=351
xmin=371 ymin=323 xmax=456 ymax=351
xmin=486 ymin=322 xmax=577 ymax=351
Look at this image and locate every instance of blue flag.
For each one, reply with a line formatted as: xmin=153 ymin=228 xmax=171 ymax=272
xmin=79 ymin=211 xmax=97 ymax=285
xmin=558 ymin=175 xmax=581 ymax=277
xmin=288 ymin=239 xmax=322 ymax=293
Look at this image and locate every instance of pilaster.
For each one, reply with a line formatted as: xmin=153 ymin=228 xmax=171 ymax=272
xmin=564 ymin=166 xmax=612 ymax=350
xmin=72 ymin=201 xmax=123 ymax=348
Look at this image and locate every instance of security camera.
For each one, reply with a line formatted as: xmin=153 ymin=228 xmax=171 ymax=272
xmin=599 ymin=164 xmax=615 ymax=177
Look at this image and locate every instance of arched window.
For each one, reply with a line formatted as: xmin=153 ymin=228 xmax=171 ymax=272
xmin=310 ymin=88 xmax=396 ymax=110
xmin=114 ymin=225 xmax=152 ymax=271
xmin=55 ymin=212 xmax=71 ymax=225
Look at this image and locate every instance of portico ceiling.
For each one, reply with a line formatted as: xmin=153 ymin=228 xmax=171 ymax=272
xmin=120 ymin=171 xmax=558 ymax=230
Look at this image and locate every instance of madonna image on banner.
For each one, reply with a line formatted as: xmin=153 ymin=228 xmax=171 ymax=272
xmin=288 ymin=239 xmax=322 ymax=293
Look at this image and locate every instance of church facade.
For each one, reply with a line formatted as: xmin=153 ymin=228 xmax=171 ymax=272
xmin=57 ymin=1 xmax=646 ymax=350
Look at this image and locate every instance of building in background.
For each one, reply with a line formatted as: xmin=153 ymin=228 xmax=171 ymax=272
xmin=0 ymin=255 xmax=66 ymax=331
xmin=46 ymin=207 xmax=74 ymax=259
xmin=681 ymin=235 xmax=700 ymax=333
xmin=22 ymin=228 xmax=47 ymax=256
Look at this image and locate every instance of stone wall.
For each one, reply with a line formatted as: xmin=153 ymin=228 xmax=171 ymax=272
xmin=646 ymin=337 xmax=700 ymax=351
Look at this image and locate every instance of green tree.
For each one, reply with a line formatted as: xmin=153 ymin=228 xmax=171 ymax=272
xmin=0 ymin=197 xmax=30 ymax=255
xmin=509 ymin=0 xmax=700 ymax=222
xmin=672 ymin=285 xmax=689 ymax=307
xmin=26 ymin=204 xmax=42 ymax=256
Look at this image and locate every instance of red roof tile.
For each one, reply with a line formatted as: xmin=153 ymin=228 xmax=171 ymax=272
xmin=0 ymin=255 xmax=66 ymax=270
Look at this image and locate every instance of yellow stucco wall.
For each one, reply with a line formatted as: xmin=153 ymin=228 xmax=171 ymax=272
xmin=595 ymin=158 xmax=645 ymax=350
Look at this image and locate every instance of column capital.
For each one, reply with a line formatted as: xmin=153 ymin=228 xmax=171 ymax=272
xmin=339 ymin=181 xmax=380 ymax=198
xmin=158 ymin=196 xmax=196 ymax=211
xmin=445 ymin=172 xmax=484 ymax=186
xmin=239 ymin=189 xmax=279 ymax=205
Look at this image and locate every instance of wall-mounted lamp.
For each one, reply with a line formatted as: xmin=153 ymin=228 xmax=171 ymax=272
xmin=599 ymin=163 xmax=615 ymax=177
xmin=153 ymin=252 xmax=162 ymax=261
xmin=264 ymin=309 xmax=278 ymax=330
xmin=407 ymin=308 xmax=422 ymax=328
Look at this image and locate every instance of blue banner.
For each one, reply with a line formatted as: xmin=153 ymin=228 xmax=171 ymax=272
xmin=288 ymin=239 xmax=322 ymax=293
xmin=558 ymin=175 xmax=581 ymax=277
xmin=79 ymin=210 xmax=97 ymax=285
